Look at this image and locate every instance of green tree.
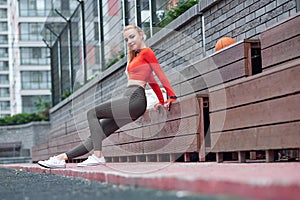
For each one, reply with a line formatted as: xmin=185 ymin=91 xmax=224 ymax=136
xmin=34 ymin=96 xmax=51 ymax=119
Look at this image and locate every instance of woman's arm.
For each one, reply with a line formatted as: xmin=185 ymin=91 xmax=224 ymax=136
xmin=144 ymin=49 xmax=176 ymax=98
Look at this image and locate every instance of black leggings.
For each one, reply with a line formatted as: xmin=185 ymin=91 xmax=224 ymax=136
xmin=66 ymin=85 xmax=147 ymax=159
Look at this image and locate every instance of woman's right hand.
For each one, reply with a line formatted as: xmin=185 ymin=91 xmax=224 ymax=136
xmin=154 ymin=102 xmax=164 ymax=112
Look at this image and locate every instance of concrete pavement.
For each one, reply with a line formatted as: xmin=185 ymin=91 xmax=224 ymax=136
xmin=1 ymin=162 xmax=300 ymax=200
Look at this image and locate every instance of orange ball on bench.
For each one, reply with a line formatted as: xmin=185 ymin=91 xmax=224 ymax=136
xmin=215 ymin=37 xmax=236 ymax=51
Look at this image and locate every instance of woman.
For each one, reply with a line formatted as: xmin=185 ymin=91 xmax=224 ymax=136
xmin=38 ymin=25 xmax=177 ymax=169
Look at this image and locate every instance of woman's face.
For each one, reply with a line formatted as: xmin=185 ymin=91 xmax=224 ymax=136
xmin=124 ymin=28 xmax=143 ymax=51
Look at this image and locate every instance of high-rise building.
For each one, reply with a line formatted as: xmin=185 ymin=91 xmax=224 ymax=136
xmin=0 ymin=0 xmax=10 ymax=117
xmin=0 ymin=0 xmax=188 ymax=116
xmin=1 ymin=0 xmax=52 ymax=117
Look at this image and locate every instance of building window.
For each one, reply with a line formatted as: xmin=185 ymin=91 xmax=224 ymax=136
xmin=21 ymin=71 xmax=51 ymax=90
xmin=22 ymin=95 xmax=50 ymax=113
xmin=0 ymin=0 xmax=7 ymax=6
xmin=0 ymin=8 xmax=7 ymax=18
xmin=0 ymin=101 xmax=10 ymax=111
xmin=19 ymin=23 xmax=44 ymax=41
xmin=19 ymin=0 xmax=51 ymax=17
xmin=0 ymin=22 xmax=7 ymax=31
xmin=0 ymin=88 xmax=9 ymax=97
xmin=0 ymin=61 xmax=8 ymax=71
xmin=0 ymin=74 xmax=9 ymax=84
xmin=0 ymin=35 xmax=8 ymax=44
xmin=0 ymin=48 xmax=8 ymax=58
xmin=20 ymin=47 xmax=50 ymax=65
xmin=93 ymin=0 xmax=98 ymax=17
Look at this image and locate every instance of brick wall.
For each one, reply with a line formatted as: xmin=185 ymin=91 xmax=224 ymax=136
xmin=48 ymin=0 xmax=297 ymax=138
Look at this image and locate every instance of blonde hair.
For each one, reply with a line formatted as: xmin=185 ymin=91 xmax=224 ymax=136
xmin=123 ymin=25 xmax=145 ymax=63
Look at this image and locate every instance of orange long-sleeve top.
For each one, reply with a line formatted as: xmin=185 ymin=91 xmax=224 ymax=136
xmin=126 ymin=48 xmax=176 ymax=104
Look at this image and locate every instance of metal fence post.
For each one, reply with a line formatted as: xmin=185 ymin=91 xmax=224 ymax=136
xmin=55 ymin=9 xmax=73 ymax=94
xmin=78 ymin=0 xmax=87 ymax=83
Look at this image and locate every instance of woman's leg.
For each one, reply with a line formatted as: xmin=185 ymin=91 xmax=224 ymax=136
xmin=64 ymin=136 xmax=93 ymax=159
xmin=87 ymin=97 xmax=135 ymax=151
xmin=65 ymin=118 xmax=131 ymax=159
xmin=38 ymin=87 xmax=146 ymax=168
xmin=88 ymin=87 xmax=146 ymax=154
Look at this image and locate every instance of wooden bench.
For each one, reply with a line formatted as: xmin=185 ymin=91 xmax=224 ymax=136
xmin=261 ymin=12 xmax=300 ymax=71
xmin=99 ymin=39 xmax=262 ymax=162
xmin=175 ymin=39 xmax=261 ymax=98
xmin=0 ymin=142 xmax=22 ymax=157
xmin=210 ymin=13 xmax=300 ymax=162
xmin=101 ymin=94 xmax=209 ymax=162
xmin=210 ymin=59 xmax=300 ymax=162
xmin=32 ymin=39 xmax=262 ymax=163
xmin=32 ymin=95 xmax=209 ymax=163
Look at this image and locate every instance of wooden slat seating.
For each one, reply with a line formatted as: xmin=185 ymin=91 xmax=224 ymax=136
xmin=101 ymin=40 xmax=261 ymax=162
xmin=32 ymin=95 xmax=208 ymax=163
xmin=102 ymin=94 xmax=209 ymax=162
xmin=0 ymin=141 xmax=22 ymax=157
xmin=176 ymin=39 xmax=261 ymax=98
xmin=32 ymin=39 xmax=261 ymax=163
xmin=261 ymin=12 xmax=300 ymax=70
xmin=210 ymin=60 xmax=300 ymax=162
xmin=210 ymin=13 xmax=300 ymax=162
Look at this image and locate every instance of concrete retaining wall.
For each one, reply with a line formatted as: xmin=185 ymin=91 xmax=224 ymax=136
xmin=0 ymin=122 xmax=50 ymax=156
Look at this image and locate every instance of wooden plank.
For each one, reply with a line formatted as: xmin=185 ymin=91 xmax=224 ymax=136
xmin=183 ymin=59 xmax=247 ymax=97
xmin=195 ymin=41 xmax=246 ymax=74
xmin=184 ymin=153 xmax=191 ymax=162
xmin=266 ymin=150 xmax=275 ymax=162
xmin=238 ymin=151 xmax=246 ymax=163
xmin=142 ymin=116 xmax=200 ymax=140
xmin=210 ymin=64 xmax=300 ymax=112
xmin=103 ymin=142 xmax=144 ymax=157
xmin=115 ymin=120 xmax=142 ymax=133
xmin=179 ymin=40 xmax=259 ymax=83
xmin=102 ymin=133 xmax=120 ymax=146
xmin=211 ymin=121 xmax=300 ymax=152
xmin=249 ymin=152 xmax=256 ymax=160
xmin=117 ymin=128 xmax=144 ymax=144
xmin=178 ymin=41 xmax=261 ymax=97
xmin=216 ymin=152 xmax=223 ymax=163
xmin=198 ymin=97 xmax=206 ymax=161
xmin=210 ymin=93 xmax=300 ymax=133
xmin=143 ymin=134 xmax=199 ymax=154
xmin=262 ymin=35 xmax=300 ymax=69
xmin=261 ymin=12 xmax=300 ymax=49
xmin=170 ymin=154 xmax=176 ymax=162
xmin=141 ymin=95 xmax=200 ymax=123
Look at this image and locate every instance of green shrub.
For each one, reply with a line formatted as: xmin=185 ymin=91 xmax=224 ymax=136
xmin=0 ymin=113 xmax=48 ymax=126
xmin=158 ymin=0 xmax=200 ymax=28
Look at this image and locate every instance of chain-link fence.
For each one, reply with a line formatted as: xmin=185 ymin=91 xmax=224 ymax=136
xmin=42 ymin=0 xmax=198 ymax=106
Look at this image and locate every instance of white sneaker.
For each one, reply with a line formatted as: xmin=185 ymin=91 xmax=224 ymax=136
xmin=77 ymin=155 xmax=106 ymax=167
xmin=38 ymin=156 xmax=66 ymax=169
